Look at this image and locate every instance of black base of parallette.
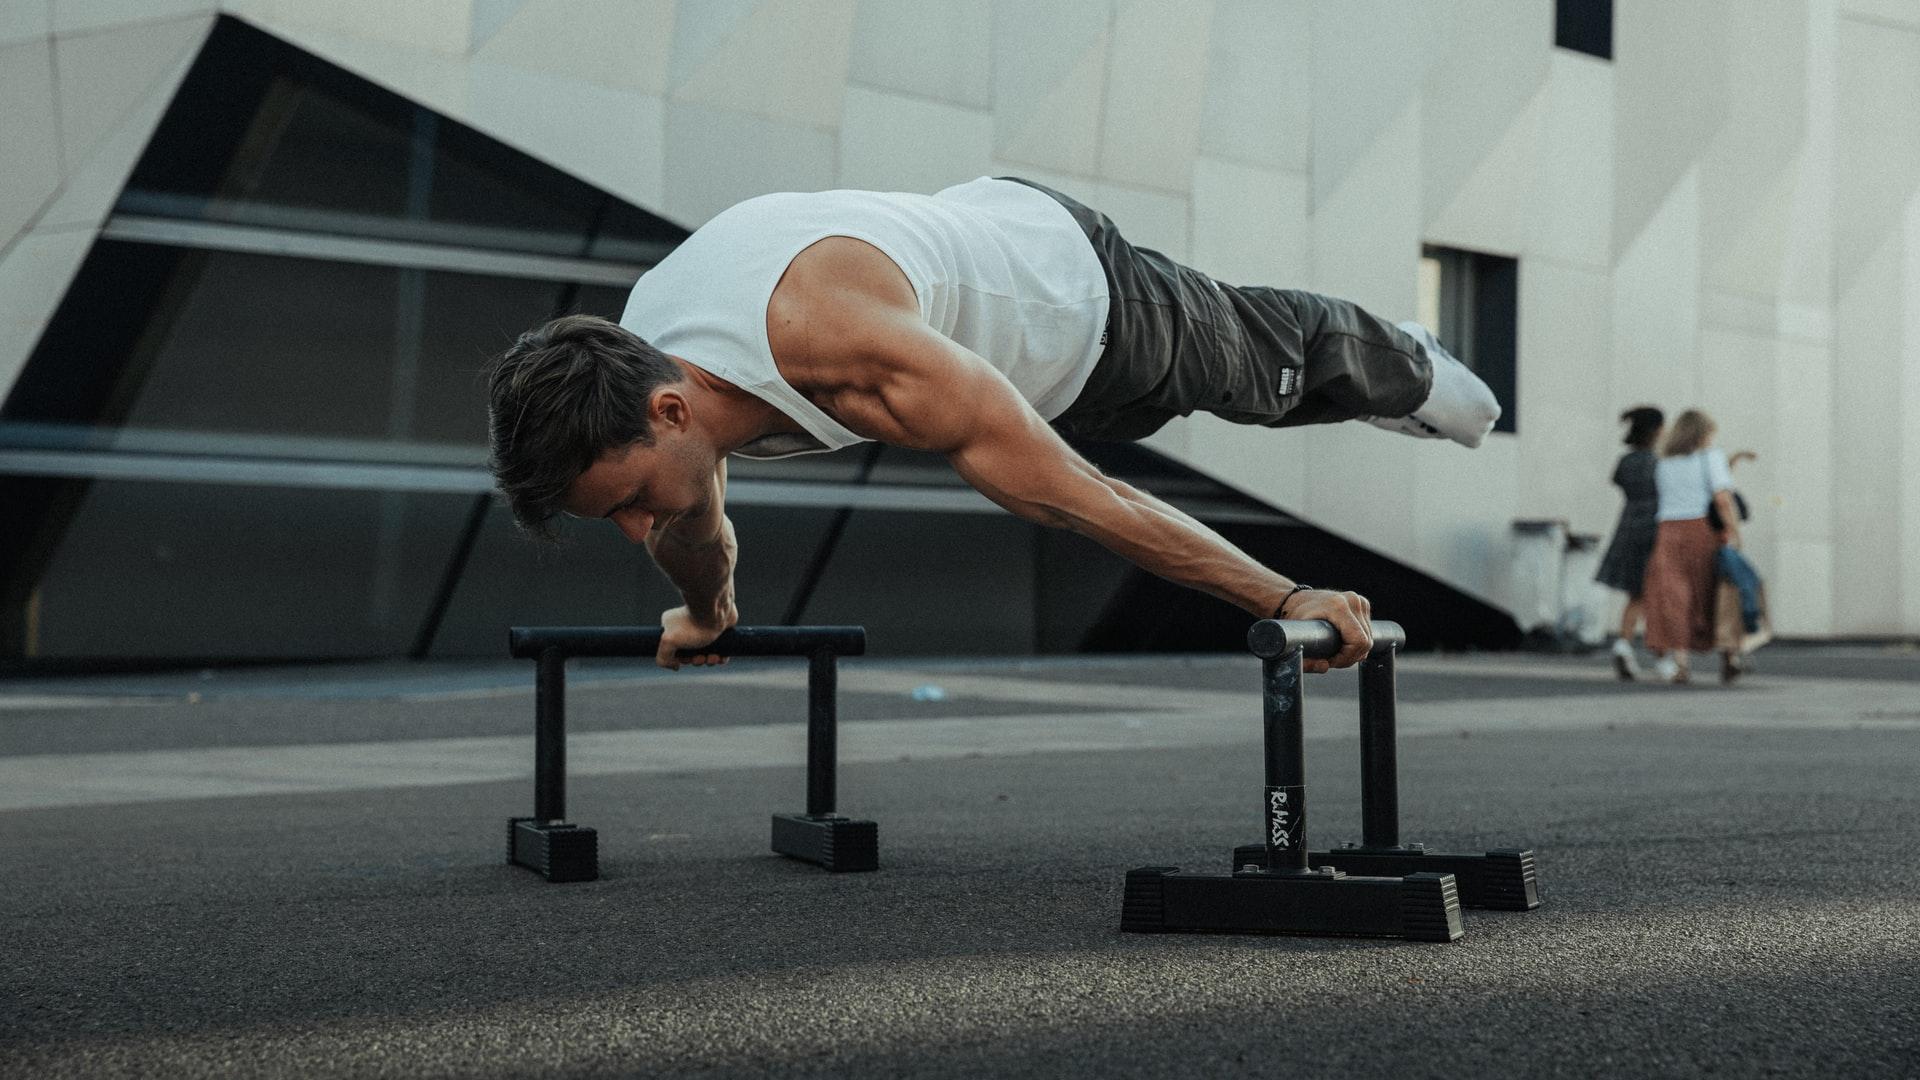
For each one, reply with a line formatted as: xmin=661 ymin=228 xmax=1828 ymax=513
xmin=508 ymin=817 xmax=599 ymax=883
xmin=771 ymin=813 xmax=878 ymax=872
xmin=1121 ymin=865 xmax=1463 ymax=941
xmin=1232 ymin=843 xmax=1540 ymax=911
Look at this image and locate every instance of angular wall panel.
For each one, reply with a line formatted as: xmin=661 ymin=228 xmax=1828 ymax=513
xmin=1426 ymin=77 xmax=1547 ymax=257
xmin=1904 ymin=194 xmax=1920 ymax=635
xmin=0 ymin=40 xmax=61 ymax=251
xmin=1611 ymin=167 xmax=1701 ymax=411
xmin=245 ymin=16 xmax=471 ymax=119
xmin=666 ymin=0 xmax=759 ymax=87
xmin=1839 ymin=0 xmax=1920 ymax=29
xmin=216 ymin=0 xmax=474 ymax=55
xmin=38 ymin=17 xmax=207 ymax=232
xmin=1178 ymin=417 xmax=1310 ymax=523
xmin=1098 ymin=0 xmax=1213 ymax=192
xmin=1834 ymin=17 xmax=1920 ymax=291
xmin=1516 ymin=260 xmax=1612 ymax=530
xmin=1310 ymin=101 xmax=1419 ymax=317
xmin=468 ymin=0 xmax=523 ymax=50
xmin=663 ymin=101 xmax=835 ymax=226
xmin=991 ymin=0 xmax=1113 ymax=177
xmin=1612 ymin=0 xmax=1730 ymax=258
xmin=0 ymin=0 xmax=50 ymax=46
xmin=470 ymin=0 xmax=673 ymax=96
xmin=1770 ymin=339 xmax=1833 ymax=548
xmin=1699 ymin=0 xmax=1807 ymax=297
xmin=51 ymin=0 xmax=212 ymax=36
xmin=1699 ymin=326 xmax=1780 ymax=576
xmin=1308 ymin=0 xmax=1446 ymax=206
xmin=0 ymin=226 xmax=94 ymax=400
xmin=670 ymin=0 xmax=855 ymax=129
xmin=1704 ymin=156 xmax=1805 ymax=302
xmin=52 ymin=16 xmax=208 ymax=175
xmin=1199 ymin=0 xmax=1308 ymax=173
xmin=838 ymin=87 xmax=991 ymax=194
xmin=1829 ymin=232 xmax=1906 ymax=634
xmin=1190 ymin=157 xmax=1309 ymax=286
xmin=1530 ymin=51 xmax=1613 ymax=271
xmin=1418 ymin=0 xmax=1550 ymax=228
xmin=467 ymin=64 xmax=666 ymax=208
xmin=1772 ymin=538 xmax=1834 ymax=637
xmin=849 ymin=0 xmax=990 ymax=108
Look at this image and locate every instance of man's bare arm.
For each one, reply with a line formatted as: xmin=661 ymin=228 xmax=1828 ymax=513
xmin=645 ymin=458 xmax=739 ymax=668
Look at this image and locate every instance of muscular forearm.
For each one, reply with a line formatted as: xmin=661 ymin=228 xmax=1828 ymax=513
xmin=647 ymin=516 xmax=739 ymax=624
xmin=1064 ymin=477 xmax=1293 ymax=616
xmin=948 ymin=433 xmax=1295 ymax=615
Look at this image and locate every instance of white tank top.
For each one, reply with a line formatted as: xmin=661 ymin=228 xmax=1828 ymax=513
xmin=618 ymin=177 xmax=1109 ymax=459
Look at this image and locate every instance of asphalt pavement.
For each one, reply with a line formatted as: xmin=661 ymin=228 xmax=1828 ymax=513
xmin=3 ymin=645 xmax=1917 ymax=1078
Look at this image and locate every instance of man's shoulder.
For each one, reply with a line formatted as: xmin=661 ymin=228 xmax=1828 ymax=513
xmin=778 ymin=235 xmax=910 ymax=298
xmin=768 ymin=237 xmax=923 ymax=370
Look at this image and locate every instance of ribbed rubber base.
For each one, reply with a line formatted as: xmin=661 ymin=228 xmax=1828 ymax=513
xmin=1233 ymin=844 xmax=1541 ymax=911
xmin=770 ymin=813 xmax=878 ymax=872
xmin=508 ymin=817 xmax=599 ymax=883
xmin=1121 ymin=865 xmax=1463 ymax=941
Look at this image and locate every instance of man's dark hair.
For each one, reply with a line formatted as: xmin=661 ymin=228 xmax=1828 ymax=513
xmin=485 ymin=314 xmax=683 ymax=539
xmin=1619 ymin=405 xmax=1664 ymax=450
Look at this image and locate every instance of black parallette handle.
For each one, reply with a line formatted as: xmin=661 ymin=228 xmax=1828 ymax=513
xmin=509 ymin=625 xmax=867 ymax=660
xmin=1246 ymin=619 xmax=1406 ymax=660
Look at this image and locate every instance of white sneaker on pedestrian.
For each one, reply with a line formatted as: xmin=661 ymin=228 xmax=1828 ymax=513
xmin=1652 ymin=655 xmax=1681 ymax=683
xmin=1362 ymin=321 xmax=1502 ymax=449
xmin=1611 ymin=638 xmax=1640 ymax=681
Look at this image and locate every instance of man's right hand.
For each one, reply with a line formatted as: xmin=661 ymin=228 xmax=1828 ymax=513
xmin=656 ymin=604 xmax=736 ymax=670
xmin=1278 ymin=589 xmax=1375 ymax=673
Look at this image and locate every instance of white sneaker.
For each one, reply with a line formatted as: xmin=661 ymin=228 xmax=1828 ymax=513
xmin=1362 ymin=322 xmax=1502 ymax=449
xmin=1611 ymin=638 xmax=1640 ymax=681
xmin=1652 ymin=655 xmax=1683 ymax=684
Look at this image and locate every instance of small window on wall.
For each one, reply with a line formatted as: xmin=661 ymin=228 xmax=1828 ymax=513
xmin=1555 ymin=0 xmax=1612 ymax=60
xmin=1418 ymin=245 xmax=1518 ymax=435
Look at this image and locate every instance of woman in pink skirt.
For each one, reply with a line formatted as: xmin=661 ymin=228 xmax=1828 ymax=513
xmin=1641 ymin=409 xmax=1745 ymax=683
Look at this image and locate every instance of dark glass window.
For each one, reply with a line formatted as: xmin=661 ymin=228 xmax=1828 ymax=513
xmin=1420 ymin=245 xmax=1518 ymax=435
xmin=1555 ymin=0 xmax=1613 ymax=60
xmin=119 ymin=16 xmax=682 ymax=259
xmin=29 ymin=482 xmax=479 ymax=659
xmin=3 ymin=242 xmax=604 ymax=450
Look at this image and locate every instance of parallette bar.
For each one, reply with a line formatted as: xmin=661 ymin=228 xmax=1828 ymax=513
xmin=1246 ymin=618 xmax=1406 ymax=660
xmin=509 ymin=625 xmax=867 ymax=659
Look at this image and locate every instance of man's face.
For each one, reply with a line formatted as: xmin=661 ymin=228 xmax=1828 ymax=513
xmin=563 ymin=431 xmax=712 ymax=544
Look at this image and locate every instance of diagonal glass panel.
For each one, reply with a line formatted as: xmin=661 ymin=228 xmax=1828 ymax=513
xmin=118 ymin=16 xmax=683 ymax=259
xmin=0 ymin=15 xmax=688 ymax=664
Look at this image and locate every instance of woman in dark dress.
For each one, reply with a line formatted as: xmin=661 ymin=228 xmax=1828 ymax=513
xmin=1595 ymin=406 xmax=1663 ymax=679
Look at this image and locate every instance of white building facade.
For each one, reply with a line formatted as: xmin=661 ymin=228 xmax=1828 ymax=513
xmin=3 ymin=0 xmax=1918 ymax=645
